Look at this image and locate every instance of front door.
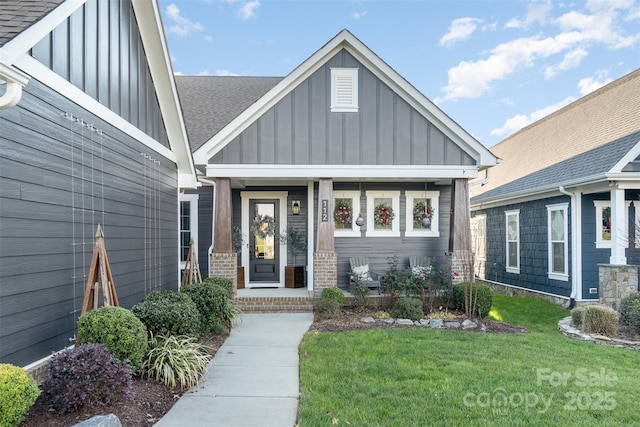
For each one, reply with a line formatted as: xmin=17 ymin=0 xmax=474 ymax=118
xmin=249 ymin=200 xmax=280 ymax=284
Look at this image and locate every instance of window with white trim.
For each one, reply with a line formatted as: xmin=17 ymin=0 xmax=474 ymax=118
xmin=366 ymin=190 xmax=400 ymax=237
xmin=333 ymin=190 xmax=362 ymax=237
xmin=405 ymin=190 xmax=440 ymax=237
xmin=547 ymin=203 xmax=569 ymax=281
xmin=330 ymin=68 xmax=358 ymax=112
xmin=472 ymin=215 xmax=486 ymax=261
xmin=594 ymin=200 xmax=633 ymax=248
xmin=179 ymin=194 xmax=199 ymax=269
xmin=505 ymin=210 xmax=520 ymax=274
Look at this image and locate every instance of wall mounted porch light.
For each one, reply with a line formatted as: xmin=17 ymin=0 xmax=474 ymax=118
xmin=292 ymin=200 xmax=301 ymax=215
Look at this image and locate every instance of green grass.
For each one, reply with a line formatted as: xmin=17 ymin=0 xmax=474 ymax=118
xmin=298 ymin=294 xmax=640 ymax=426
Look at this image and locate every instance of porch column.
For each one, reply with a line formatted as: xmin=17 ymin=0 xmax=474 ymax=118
xmin=449 ymin=178 xmax=472 ymax=283
xmin=610 ymin=186 xmax=627 ymax=265
xmin=313 ymin=178 xmax=337 ymax=298
xmin=210 ymin=177 xmax=238 ymax=293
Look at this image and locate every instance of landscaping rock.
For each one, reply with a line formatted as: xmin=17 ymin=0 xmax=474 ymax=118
xmin=72 ymin=414 xmax=122 ymax=427
xmin=396 ymin=319 xmax=414 ymax=326
xmin=445 ymin=321 xmax=461 ymax=329
xmin=360 ymin=316 xmax=375 ymax=324
xmin=377 ymin=318 xmax=395 ymax=325
xmin=429 ymin=319 xmax=444 ymax=329
xmin=419 ymin=319 xmax=430 ymax=326
xmin=462 ymin=319 xmax=477 ymax=330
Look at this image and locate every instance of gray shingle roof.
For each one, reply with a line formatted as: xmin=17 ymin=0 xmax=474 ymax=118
xmin=0 ymin=0 xmax=64 ymax=47
xmin=472 ymin=130 xmax=640 ymax=203
xmin=175 ymin=76 xmax=283 ymax=152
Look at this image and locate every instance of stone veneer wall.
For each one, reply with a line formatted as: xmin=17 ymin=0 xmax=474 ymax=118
xmin=210 ymin=253 xmax=238 ymax=295
xmin=599 ymin=264 xmax=639 ymax=310
xmin=449 ymin=250 xmax=473 ymax=284
xmin=313 ymin=251 xmax=337 ymax=298
xmin=479 ymin=279 xmax=570 ymax=307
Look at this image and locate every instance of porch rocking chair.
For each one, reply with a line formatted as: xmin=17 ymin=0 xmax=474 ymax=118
xmin=349 ymin=257 xmax=383 ymax=294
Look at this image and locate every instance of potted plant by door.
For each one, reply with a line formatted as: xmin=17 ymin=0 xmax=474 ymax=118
xmin=233 ymin=227 xmax=246 ymax=289
xmin=279 ymin=228 xmax=307 ymax=288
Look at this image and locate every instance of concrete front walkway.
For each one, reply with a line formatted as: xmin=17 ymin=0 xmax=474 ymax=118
xmin=154 ymin=313 xmax=313 ymax=427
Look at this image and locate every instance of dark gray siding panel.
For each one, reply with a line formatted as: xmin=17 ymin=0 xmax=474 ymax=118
xmin=211 ymin=49 xmax=475 ymax=167
xmin=474 ymin=196 xmax=572 ymax=298
xmin=0 ymin=80 xmax=179 ymax=366
xmin=30 ymin=0 xmax=169 ymax=148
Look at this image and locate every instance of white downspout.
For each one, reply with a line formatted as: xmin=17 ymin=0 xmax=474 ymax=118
xmin=559 ymin=186 xmax=581 ymax=305
xmin=0 ymin=63 xmax=30 ymax=109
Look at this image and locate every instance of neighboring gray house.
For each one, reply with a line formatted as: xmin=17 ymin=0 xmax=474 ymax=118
xmin=470 ymin=68 xmax=640 ymax=307
xmin=0 ymin=0 xmax=196 ymax=367
xmin=177 ymin=30 xmax=498 ymax=302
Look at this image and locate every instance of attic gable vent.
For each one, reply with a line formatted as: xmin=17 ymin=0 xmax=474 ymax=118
xmin=331 ymin=68 xmax=358 ymax=112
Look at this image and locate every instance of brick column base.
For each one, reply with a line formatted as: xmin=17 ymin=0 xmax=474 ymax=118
xmin=599 ymin=264 xmax=638 ymax=310
xmin=313 ymin=252 xmax=337 ymax=298
xmin=210 ymin=252 xmax=238 ymax=296
xmin=449 ymin=250 xmax=474 ymax=284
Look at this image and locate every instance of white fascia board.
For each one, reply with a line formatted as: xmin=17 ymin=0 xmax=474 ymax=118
xmin=0 ymin=0 xmax=86 ymax=66
xmin=131 ymin=0 xmax=197 ymax=189
xmin=15 ymin=54 xmax=174 ymax=161
xmin=608 ymin=138 xmax=640 ymax=174
xmin=205 ymin=164 xmax=478 ymax=180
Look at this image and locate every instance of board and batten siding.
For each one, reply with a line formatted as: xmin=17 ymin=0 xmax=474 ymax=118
xmin=29 ymin=0 xmax=169 ymax=149
xmin=474 ymin=195 xmax=572 ymax=298
xmin=211 ymin=49 xmax=475 ymax=167
xmin=0 ymin=79 xmax=179 ymax=367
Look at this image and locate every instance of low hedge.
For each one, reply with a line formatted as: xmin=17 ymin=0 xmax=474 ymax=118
xmin=453 ymin=283 xmax=493 ymax=318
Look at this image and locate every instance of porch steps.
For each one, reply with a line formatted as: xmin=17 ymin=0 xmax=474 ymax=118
xmin=234 ymin=296 xmax=314 ymax=313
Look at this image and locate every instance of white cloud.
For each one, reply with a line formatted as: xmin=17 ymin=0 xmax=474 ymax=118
xmin=544 ymin=47 xmax=588 ymax=78
xmin=490 ymin=96 xmax=575 ymax=137
xmin=204 ymin=35 xmax=213 ymax=43
xmin=215 ymin=69 xmax=241 ymax=76
xmin=505 ymin=0 xmax=553 ymax=29
xmin=165 ymin=3 xmax=204 ymax=37
xmin=351 ymin=10 xmax=367 ymax=20
xmin=238 ymin=0 xmax=260 ymax=20
xmin=577 ymin=71 xmax=613 ymax=95
xmin=439 ymin=18 xmax=482 ymax=47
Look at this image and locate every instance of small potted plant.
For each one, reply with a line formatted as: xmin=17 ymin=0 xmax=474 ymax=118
xmin=279 ymin=228 xmax=307 ymax=288
xmin=233 ymin=227 xmax=246 ymax=289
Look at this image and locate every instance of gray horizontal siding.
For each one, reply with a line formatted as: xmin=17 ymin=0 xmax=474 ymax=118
xmin=212 ymin=49 xmax=475 ymax=167
xmin=30 ymin=0 xmax=169 ymax=148
xmin=0 ymin=78 xmax=179 ymax=366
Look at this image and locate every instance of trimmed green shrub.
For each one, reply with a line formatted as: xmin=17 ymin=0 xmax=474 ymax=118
xmin=181 ymin=281 xmax=241 ymax=331
xmin=571 ymin=306 xmax=586 ymax=327
xmin=392 ymin=297 xmax=424 ymax=320
xmin=453 ymin=283 xmax=493 ymax=318
xmin=201 ymin=277 xmax=233 ymax=299
xmin=321 ymin=287 xmax=345 ymax=306
xmin=77 ymin=306 xmax=148 ymax=371
xmin=619 ymin=292 xmax=640 ymax=333
xmin=373 ymin=311 xmax=391 ymax=319
xmin=314 ymin=298 xmax=342 ymax=321
xmin=132 ymin=290 xmax=202 ymax=338
xmin=0 ymin=364 xmax=40 ymax=427
xmin=41 ymin=344 xmax=133 ymax=414
xmin=142 ymin=334 xmax=212 ymax=390
xmin=582 ymin=305 xmax=619 ymax=336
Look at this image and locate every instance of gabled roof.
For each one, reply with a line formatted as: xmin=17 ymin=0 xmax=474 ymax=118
xmin=472 ymin=68 xmax=640 ymax=201
xmin=191 ymin=29 xmax=498 ymax=169
xmin=472 ymin=130 xmax=640 ymax=205
xmin=176 ymin=76 xmax=282 ymax=152
xmin=0 ymin=0 xmax=197 ymax=188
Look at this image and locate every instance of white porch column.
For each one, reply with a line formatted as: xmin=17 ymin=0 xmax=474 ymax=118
xmin=610 ymin=186 xmax=627 ymax=265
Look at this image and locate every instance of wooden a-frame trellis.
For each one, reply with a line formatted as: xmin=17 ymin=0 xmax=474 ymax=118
xmin=181 ymin=239 xmax=202 ymax=287
xmin=80 ymin=224 xmax=119 ymax=315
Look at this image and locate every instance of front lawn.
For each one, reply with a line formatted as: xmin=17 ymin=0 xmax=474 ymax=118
xmin=298 ymin=295 xmax=640 ymax=426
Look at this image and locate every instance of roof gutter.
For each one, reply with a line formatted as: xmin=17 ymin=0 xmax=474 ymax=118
xmin=558 ymin=185 xmax=581 ymax=307
xmin=0 ymin=62 xmax=29 ymax=109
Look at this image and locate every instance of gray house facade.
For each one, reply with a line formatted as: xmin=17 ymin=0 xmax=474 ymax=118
xmin=179 ymin=30 xmax=497 ymax=298
xmin=471 ymin=69 xmax=640 ymax=306
xmin=0 ymin=0 xmax=196 ymax=367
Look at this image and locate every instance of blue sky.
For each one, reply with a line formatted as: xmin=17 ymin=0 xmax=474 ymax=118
xmin=159 ymin=0 xmax=640 ymax=148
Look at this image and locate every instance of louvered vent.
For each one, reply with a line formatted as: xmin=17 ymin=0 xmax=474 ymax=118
xmin=331 ymin=68 xmax=358 ymax=112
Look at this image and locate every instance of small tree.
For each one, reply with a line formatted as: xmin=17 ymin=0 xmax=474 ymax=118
xmin=279 ymin=228 xmax=307 ymax=265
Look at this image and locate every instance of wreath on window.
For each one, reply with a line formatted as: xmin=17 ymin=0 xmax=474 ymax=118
xmin=333 ymin=199 xmax=353 ymax=226
xmin=374 ymin=202 xmax=395 ymax=227
xmin=413 ymin=201 xmax=435 ymax=221
xmin=251 ymin=214 xmax=276 ymax=239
